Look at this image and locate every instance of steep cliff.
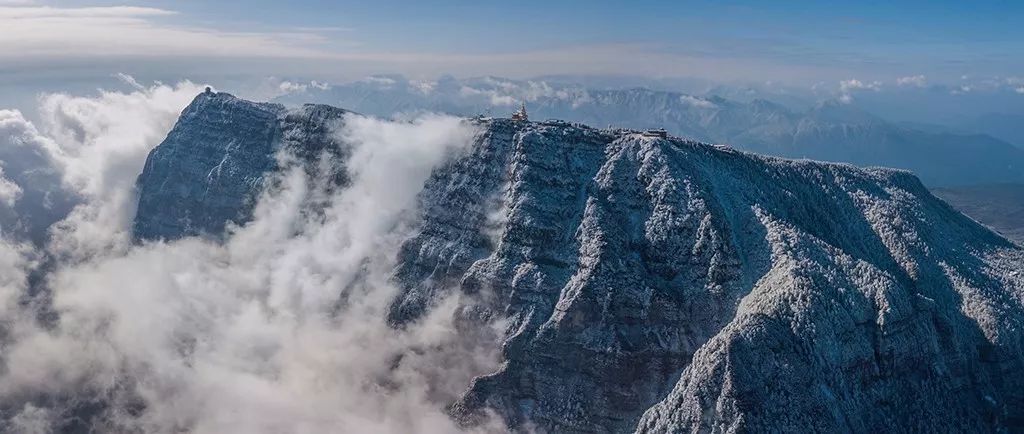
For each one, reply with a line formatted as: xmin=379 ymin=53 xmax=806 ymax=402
xmin=133 ymin=90 xmax=349 ymax=240
xmin=133 ymin=94 xmax=1024 ymax=433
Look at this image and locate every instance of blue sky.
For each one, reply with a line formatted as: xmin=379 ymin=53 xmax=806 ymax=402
xmin=2 ymin=0 xmax=1022 ymax=82
xmin=1 ymin=0 xmax=1023 ymax=115
xmin=165 ymin=1 xmax=1023 ymax=80
xmin=146 ymin=1 xmax=1022 ymax=48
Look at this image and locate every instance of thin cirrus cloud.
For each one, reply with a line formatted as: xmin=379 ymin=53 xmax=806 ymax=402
xmin=0 ymin=4 xmax=850 ymax=84
xmin=0 ymin=5 xmax=338 ymax=59
xmin=3 ymin=4 xmax=1022 ymax=93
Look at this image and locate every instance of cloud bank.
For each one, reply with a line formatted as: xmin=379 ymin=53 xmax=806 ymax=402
xmin=0 ymin=5 xmax=334 ymax=60
xmin=0 ymin=82 xmax=504 ymax=433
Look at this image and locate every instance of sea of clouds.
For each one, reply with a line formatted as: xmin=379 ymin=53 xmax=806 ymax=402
xmin=0 ymin=80 xmax=505 ymax=433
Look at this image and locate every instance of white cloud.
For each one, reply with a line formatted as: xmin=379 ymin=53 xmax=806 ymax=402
xmin=454 ymin=79 xmax=589 ymax=108
xmin=7 ymin=403 xmax=53 ymax=433
xmin=0 ymin=244 xmax=33 ymax=339
xmin=0 ymin=5 xmax=173 ymax=18
xmin=0 ymin=168 xmax=23 ymax=207
xmin=0 ymin=5 xmax=335 ymax=60
xmin=411 ymin=80 xmax=437 ymax=95
xmin=679 ymin=94 xmax=717 ymax=109
xmin=0 ymin=109 xmax=63 ymax=166
xmin=0 ymin=85 xmax=505 ymax=432
xmin=951 ymin=84 xmax=973 ymax=95
xmin=838 ymin=78 xmax=882 ymax=103
xmin=279 ymin=80 xmax=310 ymax=93
xmin=0 ymin=108 xmax=78 ymax=241
xmin=114 ymin=72 xmax=145 ymax=90
xmin=896 ymin=75 xmax=927 ymax=87
xmin=459 ymin=86 xmax=516 ymax=106
xmin=275 ymin=79 xmax=331 ymax=97
xmin=1016 ymin=87 xmax=1024 ymax=94
xmin=520 ymin=80 xmax=579 ymax=102
xmin=35 ymin=80 xmax=205 ymax=257
xmin=840 ymin=79 xmax=882 ymax=92
xmin=363 ymin=76 xmax=398 ymax=87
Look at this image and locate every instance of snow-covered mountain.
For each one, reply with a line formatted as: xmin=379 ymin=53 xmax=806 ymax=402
xmin=132 ymin=91 xmax=1024 ymax=432
xmin=275 ymin=76 xmax=1024 ymax=187
xmin=133 ymin=90 xmax=351 ymax=241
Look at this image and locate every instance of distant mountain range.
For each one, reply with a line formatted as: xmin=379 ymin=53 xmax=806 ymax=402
xmin=933 ymin=183 xmax=1024 ymax=243
xmin=275 ymin=76 xmax=1024 ymax=187
xmin=962 ymin=112 xmax=1024 ymax=147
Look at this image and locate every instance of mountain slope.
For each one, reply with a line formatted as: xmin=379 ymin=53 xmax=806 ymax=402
xmin=135 ymin=93 xmax=1024 ymax=433
xmin=277 ymin=77 xmax=1024 ymax=187
xmin=133 ymin=90 xmax=350 ymax=240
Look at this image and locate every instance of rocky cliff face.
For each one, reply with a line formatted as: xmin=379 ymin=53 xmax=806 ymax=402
xmin=135 ymin=93 xmax=1024 ymax=433
xmin=133 ymin=91 xmax=349 ymax=241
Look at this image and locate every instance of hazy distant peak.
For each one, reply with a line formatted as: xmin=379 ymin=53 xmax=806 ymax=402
xmin=806 ymin=98 xmax=882 ymax=125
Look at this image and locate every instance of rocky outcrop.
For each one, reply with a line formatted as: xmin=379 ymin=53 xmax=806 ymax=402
xmin=390 ymin=119 xmax=1024 ymax=433
xmin=132 ymin=91 xmax=349 ymax=241
xmin=133 ymin=94 xmax=1024 ymax=433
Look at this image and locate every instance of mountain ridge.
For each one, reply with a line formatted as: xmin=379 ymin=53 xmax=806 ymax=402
xmin=132 ymin=91 xmax=1024 ymax=433
xmin=133 ymin=91 xmax=351 ymax=241
xmin=274 ymin=76 xmax=1024 ymax=187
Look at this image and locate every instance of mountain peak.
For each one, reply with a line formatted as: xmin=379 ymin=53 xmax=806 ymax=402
xmin=130 ymin=94 xmax=1024 ymax=432
xmin=808 ymin=98 xmax=880 ymax=124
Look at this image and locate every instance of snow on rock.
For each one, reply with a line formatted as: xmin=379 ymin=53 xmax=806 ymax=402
xmin=133 ymin=91 xmax=350 ymax=241
xmin=134 ymin=94 xmax=1024 ymax=433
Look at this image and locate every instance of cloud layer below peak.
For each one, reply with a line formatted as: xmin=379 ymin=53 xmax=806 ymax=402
xmin=0 ymin=80 xmax=503 ymax=433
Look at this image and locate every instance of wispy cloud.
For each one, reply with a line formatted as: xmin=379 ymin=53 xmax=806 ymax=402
xmin=840 ymin=78 xmax=882 ymax=92
xmin=0 ymin=5 xmax=174 ymax=18
xmin=0 ymin=5 xmax=337 ymax=59
xmin=952 ymin=84 xmax=973 ymax=95
xmin=0 ymin=84 xmax=503 ymax=432
xmin=0 ymin=167 xmax=23 ymax=207
xmin=896 ymin=75 xmax=927 ymax=87
xmin=838 ymin=78 xmax=881 ymax=103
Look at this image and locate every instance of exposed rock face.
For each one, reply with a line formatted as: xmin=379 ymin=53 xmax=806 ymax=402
xmin=134 ymin=95 xmax=1024 ymax=433
xmin=133 ymin=91 xmax=349 ymax=241
xmin=395 ymin=120 xmax=1024 ymax=433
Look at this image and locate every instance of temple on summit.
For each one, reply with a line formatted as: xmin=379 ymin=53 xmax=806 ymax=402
xmin=511 ymin=102 xmax=528 ymax=121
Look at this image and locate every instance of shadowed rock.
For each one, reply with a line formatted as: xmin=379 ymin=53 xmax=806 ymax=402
xmin=132 ymin=94 xmax=1024 ymax=433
